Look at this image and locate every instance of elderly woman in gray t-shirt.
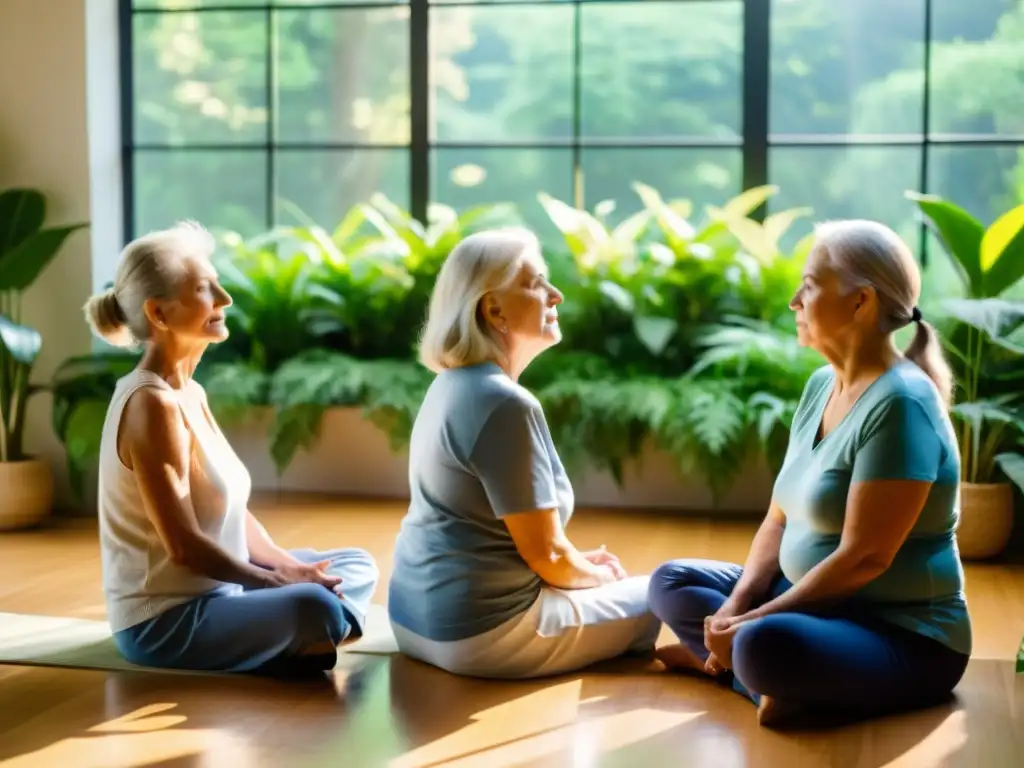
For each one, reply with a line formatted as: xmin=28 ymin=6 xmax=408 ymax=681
xmin=388 ymin=227 xmax=660 ymax=678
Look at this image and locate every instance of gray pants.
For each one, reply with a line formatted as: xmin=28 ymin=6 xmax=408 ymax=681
xmin=112 ymin=547 xmax=379 ymax=674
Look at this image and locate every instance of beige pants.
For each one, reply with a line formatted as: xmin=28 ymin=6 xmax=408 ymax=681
xmin=391 ymin=575 xmax=661 ymax=679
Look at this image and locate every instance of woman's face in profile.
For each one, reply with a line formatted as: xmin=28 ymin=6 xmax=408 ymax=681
xmin=789 ymin=246 xmax=860 ymax=352
xmin=494 ymin=254 xmax=564 ymax=350
xmin=151 ymin=256 xmax=234 ymax=346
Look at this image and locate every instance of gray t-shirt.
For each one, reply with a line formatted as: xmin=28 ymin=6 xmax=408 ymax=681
xmin=388 ymin=362 xmax=574 ymax=642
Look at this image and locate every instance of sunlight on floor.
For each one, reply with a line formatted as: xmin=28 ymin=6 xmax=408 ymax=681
xmin=0 ymin=702 xmax=250 ymax=768
xmin=389 ymin=679 xmax=705 ymax=768
xmin=880 ymin=710 xmax=968 ymax=768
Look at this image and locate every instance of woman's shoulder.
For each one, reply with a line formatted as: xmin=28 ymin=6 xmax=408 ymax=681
xmin=440 ymin=363 xmax=541 ymax=411
xmin=869 ymin=361 xmax=945 ymax=415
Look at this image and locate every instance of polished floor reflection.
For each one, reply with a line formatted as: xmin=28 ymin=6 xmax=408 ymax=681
xmin=0 ymin=497 xmax=1021 ymax=767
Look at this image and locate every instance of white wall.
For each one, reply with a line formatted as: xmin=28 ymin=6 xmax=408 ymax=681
xmin=0 ymin=0 xmax=120 ymax=509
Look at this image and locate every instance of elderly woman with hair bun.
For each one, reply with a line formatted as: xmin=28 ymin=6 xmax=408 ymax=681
xmin=388 ymin=227 xmax=661 ymax=678
xmin=648 ymin=219 xmax=972 ymax=726
xmin=83 ymin=221 xmax=378 ymax=675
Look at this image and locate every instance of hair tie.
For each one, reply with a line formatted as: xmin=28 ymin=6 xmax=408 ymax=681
xmin=911 ymin=307 xmax=923 ymax=323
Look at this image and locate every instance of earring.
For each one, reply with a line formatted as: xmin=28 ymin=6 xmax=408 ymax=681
xmin=500 ymin=326 xmax=508 ymax=334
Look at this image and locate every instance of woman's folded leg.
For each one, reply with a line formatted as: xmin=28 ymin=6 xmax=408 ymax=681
xmin=392 ymin=575 xmax=660 ymax=679
xmin=646 ymin=558 xmax=744 ymax=672
xmin=731 ymin=612 xmax=970 ymax=722
xmin=113 ymin=583 xmax=350 ymax=675
xmin=288 ymin=546 xmax=380 ymax=637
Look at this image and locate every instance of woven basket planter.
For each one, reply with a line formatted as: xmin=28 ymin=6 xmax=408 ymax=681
xmin=957 ymin=482 xmax=1015 ymax=561
xmin=0 ymin=458 xmax=54 ymax=531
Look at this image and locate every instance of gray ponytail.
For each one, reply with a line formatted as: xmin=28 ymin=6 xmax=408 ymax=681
xmin=814 ymin=219 xmax=954 ymax=409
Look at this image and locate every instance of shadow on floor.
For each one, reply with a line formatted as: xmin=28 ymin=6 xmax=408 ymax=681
xmin=0 ymin=655 xmax=1018 ymax=768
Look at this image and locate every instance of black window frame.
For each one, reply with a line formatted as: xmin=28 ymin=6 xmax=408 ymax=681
xmin=118 ymin=0 xmax=1024 ymax=266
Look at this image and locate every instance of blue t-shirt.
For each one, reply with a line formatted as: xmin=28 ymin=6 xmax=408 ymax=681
xmin=773 ymin=361 xmax=972 ymax=656
xmin=388 ymin=362 xmax=574 ymax=642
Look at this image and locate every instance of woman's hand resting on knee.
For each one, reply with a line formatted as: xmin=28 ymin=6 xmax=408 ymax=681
xmin=272 ymin=559 xmax=343 ymax=592
xmin=580 ymin=546 xmax=627 ymax=579
xmin=703 ymin=616 xmax=744 ymax=671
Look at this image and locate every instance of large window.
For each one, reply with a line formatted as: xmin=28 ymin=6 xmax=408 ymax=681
xmin=122 ymin=0 xmax=1024 ymax=255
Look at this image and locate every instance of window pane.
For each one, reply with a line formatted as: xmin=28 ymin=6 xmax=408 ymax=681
xmin=133 ymin=11 xmax=268 ymax=145
xmin=275 ymin=7 xmax=410 ymax=144
xmin=133 ymin=1 xmax=262 ymax=7
xmin=580 ymin=148 xmax=742 ymax=225
xmin=431 ymin=1 xmax=569 ymax=4
xmin=134 ymin=1 xmax=404 ymax=6
xmin=929 ymin=0 xmax=1024 ymax=136
xmin=768 ymin=147 xmax=922 ymax=249
xmin=275 ymin=149 xmax=410 ymax=227
xmin=580 ymin=1 xmax=742 ymax=139
xmin=429 ymin=6 xmax=574 ymax=142
xmin=927 ymin=144 xmax=1024 ymax=227
xmin=134 ymin=150 xmax=268 ymax=236
xmin=431 ymin=148 xmax=573 ymax=240
xmin=770 ymin=0 xmax=926 ymax=137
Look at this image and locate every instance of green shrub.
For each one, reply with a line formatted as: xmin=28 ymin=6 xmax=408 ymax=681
xmin=56 ymin=185 xmax=1022 ymax=507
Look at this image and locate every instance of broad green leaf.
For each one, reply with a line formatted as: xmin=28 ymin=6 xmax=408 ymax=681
xmin=598 ymin=280 xmax=635 ymax=313
xmin=725 ymin=217 xmax=774 ymax=263
xmin=0 ymin=223 xmax=88 ymax=291
xmin=981 ymin=203 xmax=1024 ymax=297
xmin=994 ymin=452 xmax=1024 ymax=496
xmin=667 ymin=199 xmax=693 ymax=221
xmin=939 ymin=298 xmax=1024 ymax=349
xmin=633 ymin=316 xmax=677 ymax=356
xmin=537 ymin=192 xmax=605 ymax=257
xmin=0 ymin=188 xmax=45 ymax=255
xmin=612 ymin=209 xmax=651 ymax=246
xmin=594 ymin=199 xmax=616 ymax=221
xmin=0 ymin=315 xmax=42 ymax=365
xmin=907 ymin=192 xmax=984 ymax=296
xmin=951 ymin=399 xmax=1021 ymax=434
xmin=763 ymin=207 xmax=813 ymax=250
xmin=633 ymin=182 xmax=695 ymax=242
xmin=62 ymin=398 xmax=108 ymax=500
xmin=332 ymin=204 xmax=369 ymax=247
xmin=791 ymin=231 xmax=817 ymax=262
xmin=718 ymin=185 xmax=779 ymax=219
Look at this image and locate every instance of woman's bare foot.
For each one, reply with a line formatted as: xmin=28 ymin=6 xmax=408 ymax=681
xmin=654 ymin=643 xmax=709 ymax=675
xmin=756 ymin=695 xmax=802 ymax=727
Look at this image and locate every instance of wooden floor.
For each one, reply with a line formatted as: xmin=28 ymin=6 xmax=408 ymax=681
xmin=0 ymin=496 xmax=1021 ymax=768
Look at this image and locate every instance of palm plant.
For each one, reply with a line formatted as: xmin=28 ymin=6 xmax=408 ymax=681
xmin=0 ymin=189 xmax=87 ymax=463
xmin=908 ymin=192 xmax=1024 ymax=558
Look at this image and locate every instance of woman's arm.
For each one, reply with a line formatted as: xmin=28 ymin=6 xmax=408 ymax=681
xmin=729 ymin=394 xmax=940 ymax=623
xmin=503 ymin=509 xmax=620 ymax=589
xmin=245 ymin=512 xmax=297 ymax=569
xmin=123 ymin=387 xmax=285 ymax=590
xmin=719 ymin=501 xmax=786 ymax=615
xmin=732 ymin=478 xmax=931 ymax=621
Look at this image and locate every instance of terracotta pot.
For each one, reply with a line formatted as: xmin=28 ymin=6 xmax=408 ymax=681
xmin=0 ymin=458 xmax=54 ymax=531
xmin=957 ymin=482 xmax=1015 ymax=560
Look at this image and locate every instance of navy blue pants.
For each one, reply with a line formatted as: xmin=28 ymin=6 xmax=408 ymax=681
xmin=113 ymin=547 xmax=379 ymax=675
xmin=648 ymin=558 xmax=969 ymax=715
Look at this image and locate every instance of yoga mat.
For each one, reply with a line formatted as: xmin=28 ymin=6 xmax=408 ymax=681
xmin=0 ymin=604 xmax=397 ymax=676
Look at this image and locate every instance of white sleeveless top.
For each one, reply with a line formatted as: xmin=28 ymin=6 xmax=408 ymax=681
xmin=97 ymin=369 xmax=251 ymax=632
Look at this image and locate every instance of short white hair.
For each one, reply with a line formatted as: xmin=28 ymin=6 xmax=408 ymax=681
xmin=418 ymin=227 xmax=541 ymax=373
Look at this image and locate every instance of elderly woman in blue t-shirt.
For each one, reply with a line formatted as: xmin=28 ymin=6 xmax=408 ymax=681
xmin=649 ymin=219 xmax=972 ymax=726
xmin=388 ymin=227 xmax=660 ymax=679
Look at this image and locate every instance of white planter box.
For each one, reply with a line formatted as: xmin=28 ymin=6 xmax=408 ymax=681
xmin=224 ymin=407 xmax=774 ymax=513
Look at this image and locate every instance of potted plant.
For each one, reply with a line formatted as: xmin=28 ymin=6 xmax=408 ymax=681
xmin=0 ymin=188 xmax=87 ymax=529
xmin=908 ymin=193 xmax=1024 ymax=559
